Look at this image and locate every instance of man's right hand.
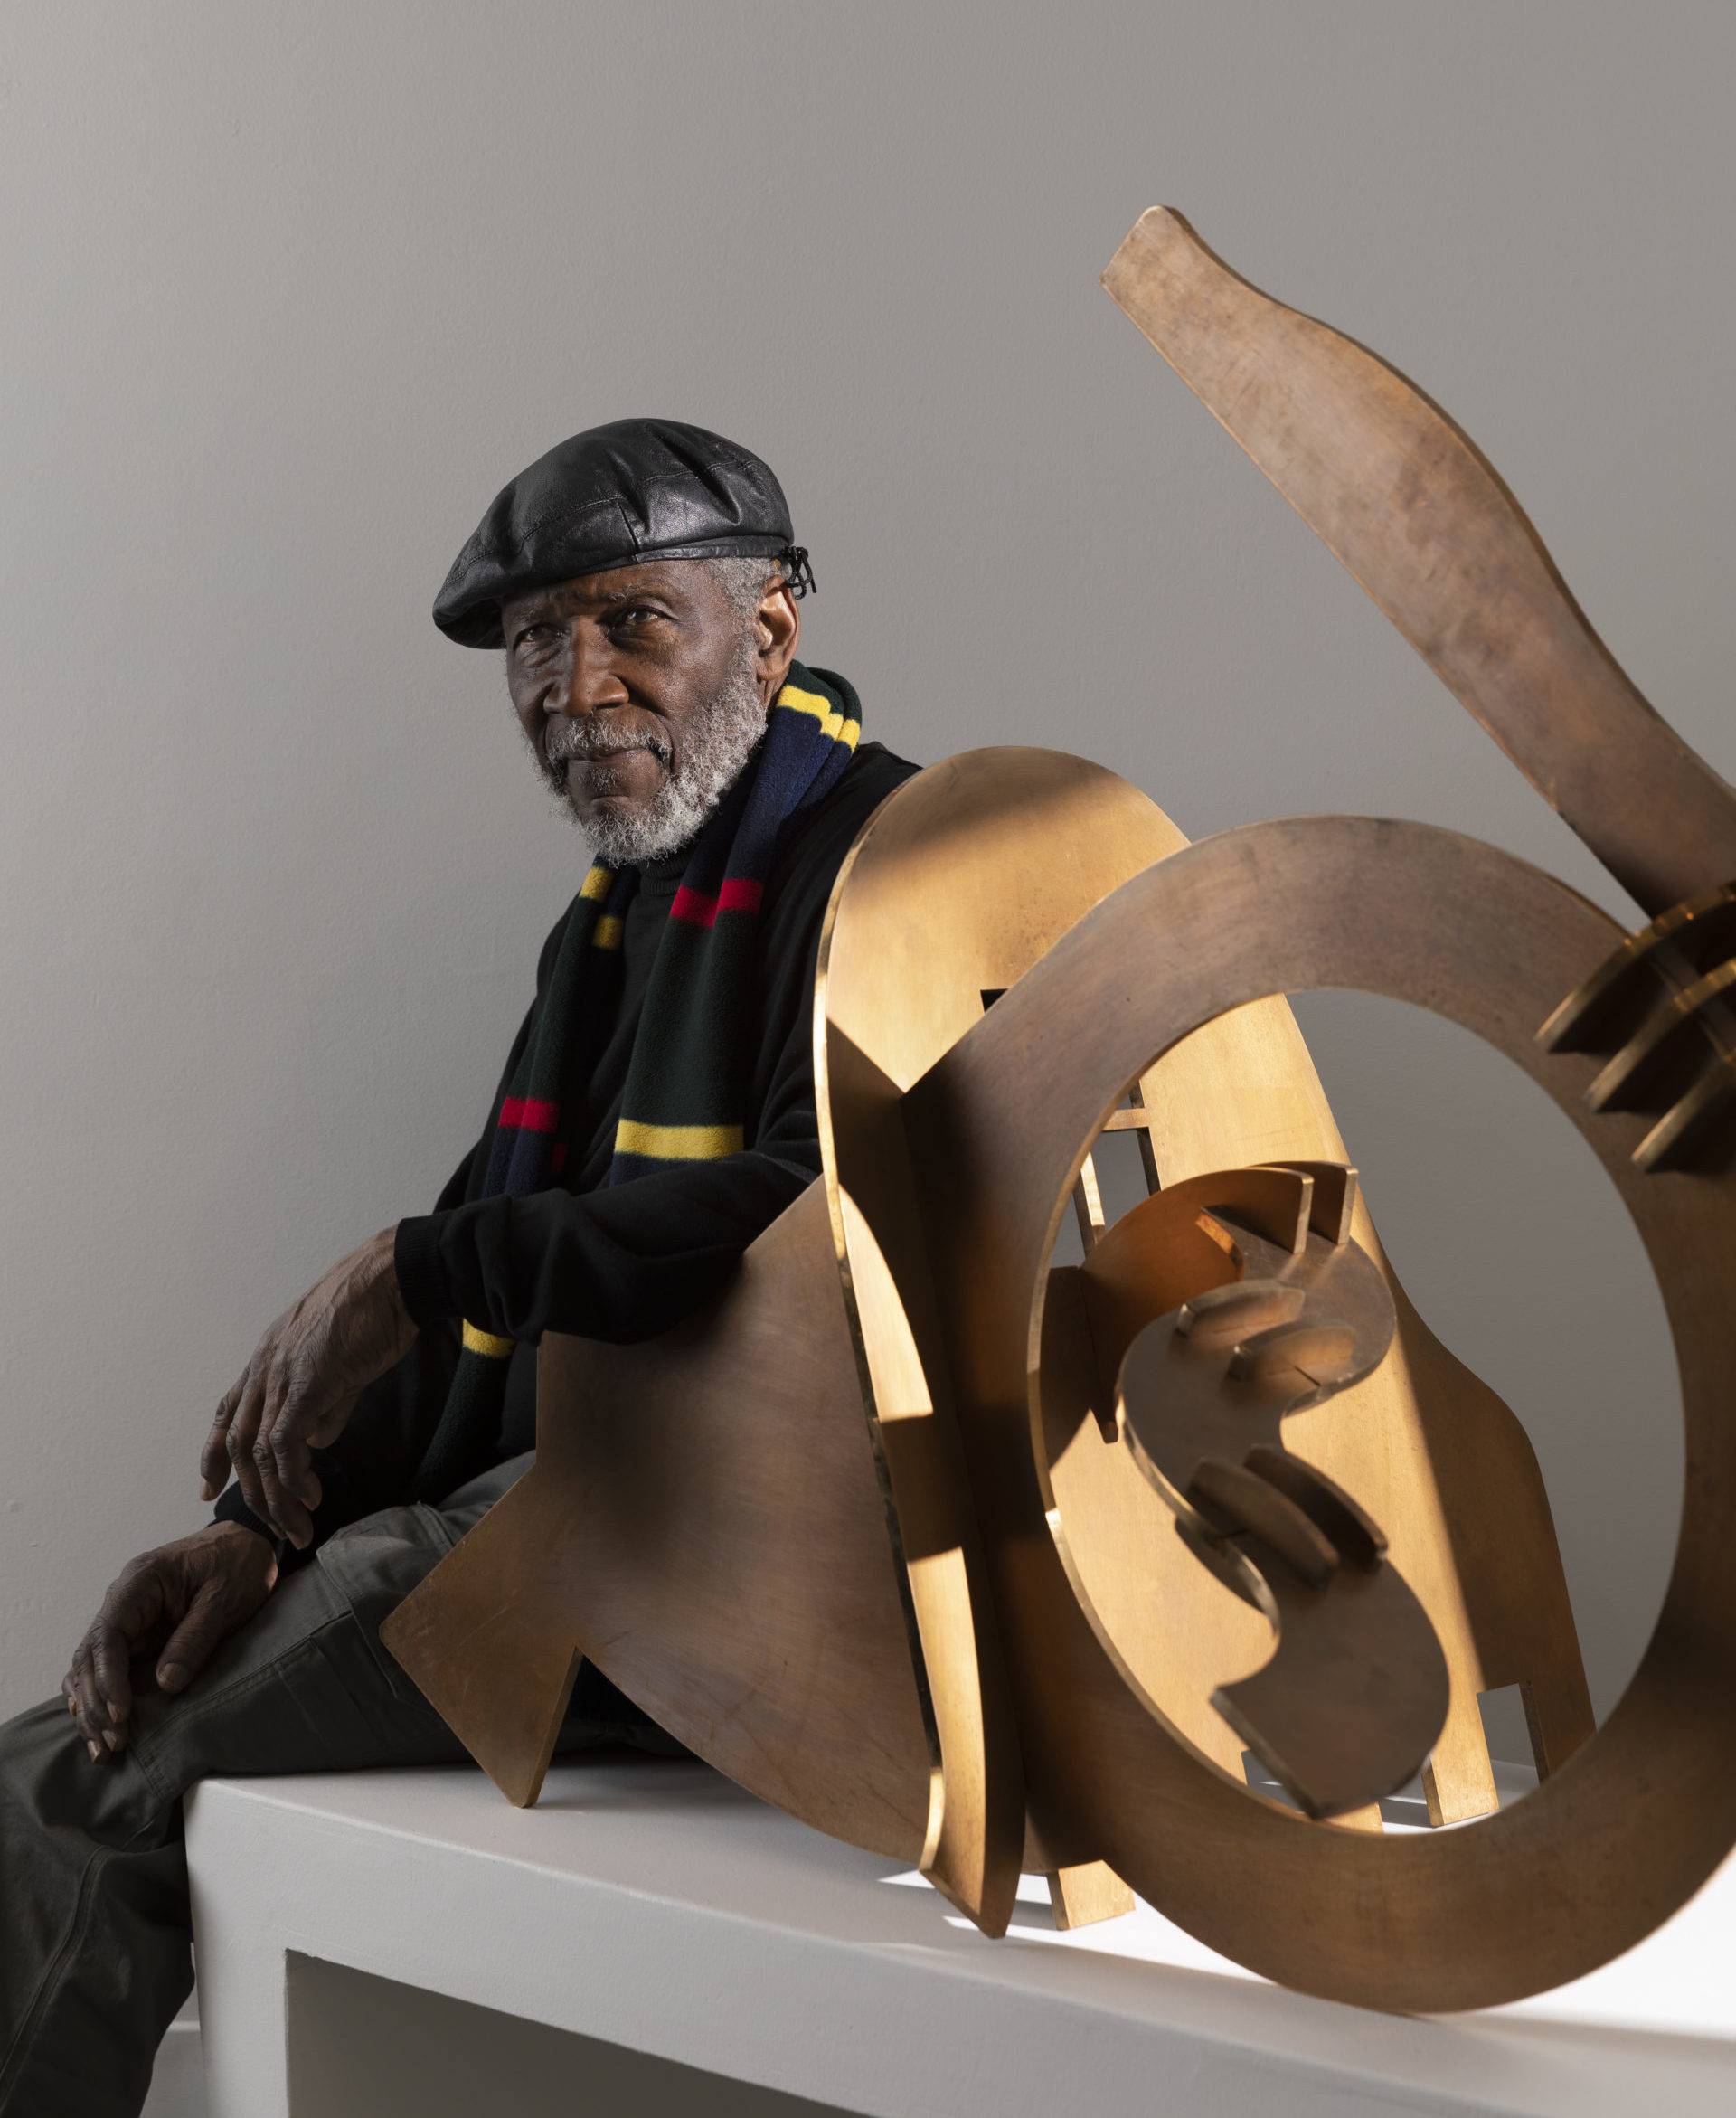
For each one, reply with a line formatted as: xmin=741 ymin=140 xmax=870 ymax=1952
xmin=61 ymin=1522 xmax=278 ymax=1763
xmin=198 ymin=1225 xmax=417 ymax=1547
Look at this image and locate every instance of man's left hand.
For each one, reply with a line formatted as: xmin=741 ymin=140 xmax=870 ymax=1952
xmin=199 ymin=1228 xmax=418 ymax=1546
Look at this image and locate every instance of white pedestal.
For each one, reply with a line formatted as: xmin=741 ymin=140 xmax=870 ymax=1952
xmin=185 ymin=1755 xmax=1736 ymax=2118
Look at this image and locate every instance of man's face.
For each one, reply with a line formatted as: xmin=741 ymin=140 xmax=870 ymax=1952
xmin=501 ymin=560 xmax=798 ymax=863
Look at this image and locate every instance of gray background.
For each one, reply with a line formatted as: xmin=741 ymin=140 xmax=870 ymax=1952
xmin=1 ymin=1 xmax=1728 ymax=1748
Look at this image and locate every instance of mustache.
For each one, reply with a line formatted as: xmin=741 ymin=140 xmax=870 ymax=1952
xmin=544 ymin=718 xmax=672 ymax=769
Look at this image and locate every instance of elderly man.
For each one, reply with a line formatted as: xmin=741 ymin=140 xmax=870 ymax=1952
xmin=0 ymin=420 xmax=917 ymax=2116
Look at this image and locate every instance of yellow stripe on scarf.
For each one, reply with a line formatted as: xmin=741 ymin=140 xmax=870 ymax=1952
xmin=614 ymin=1119 xmax=744 ymax=1161
xmin=461 ymin=1320 xmax=514 ymax=1360
xmin=580 ymin=865 xmax=614 ymax=903
xmin=593 ymin=915 xmax=626 ymax=950
xmin=775 ymin=683 xmax=861 ymax=752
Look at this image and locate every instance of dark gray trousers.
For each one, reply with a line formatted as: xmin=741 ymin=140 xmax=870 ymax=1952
xmin=0 ymin=1456 xmax=664 ymax=2118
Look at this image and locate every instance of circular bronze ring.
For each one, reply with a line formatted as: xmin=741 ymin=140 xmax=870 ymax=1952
xmin=918 ymin=812 xmax=1736 ymax=2009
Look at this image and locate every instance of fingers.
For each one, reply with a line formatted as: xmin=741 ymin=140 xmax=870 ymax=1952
xmin=63 ymin=1642 xmax=108 ymax=1755
xmin=249 ymin=1358 xmax=314 ymax=1548
xmin=64 ymin=1622 xmax=132 ymax=1760
xmin=304 ymin=1390 xmax=357 ymax=1457
xmin=87 ymin=1619 xmax=136 ymax=1750
xmin=62 ymin=1666 xmax=109 ymax=1763
xmin=80 ymin=1552 xmax=175 ymax=1754
xmin=205 ymin=1234 xmax=414 ymax=1543
xmin=157 ymin=1526 xmax=278 ymax=1691
xmin=282 ymin=1388 xmax=340 ymax=1508
xmin=155 ymin=1577 xmax=231 ymax=1695
xmin=212 ymin=1301 xmax=301 ymax=1525
xmin=274 ymin=1374 xmax=338 ymax=1518
xmin=199 ymin=1377 xmax=244 ymax=1500
xmin=62 ymin=1530 xmax=278 ymax=1764
xmin=61 ymin=1672 xmax=99 ymax=1761
xmin=222 ymin=1359 xmax=272 ymax=1530
xmin=248 ymin=1333 xmax=350 ymax=1547
xmin=265 ymin=1419 xmax=316 ymax=1548
xmin=218 ymin=1324 xmax=320 ymax=1545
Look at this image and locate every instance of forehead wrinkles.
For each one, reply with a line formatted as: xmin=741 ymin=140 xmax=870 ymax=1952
xmin=508 ymin=563 xmax=707 ymax=629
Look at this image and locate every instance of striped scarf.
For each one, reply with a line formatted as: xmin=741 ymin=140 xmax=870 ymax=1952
xmin=410 ymin=662 xmax=861 ymax=1499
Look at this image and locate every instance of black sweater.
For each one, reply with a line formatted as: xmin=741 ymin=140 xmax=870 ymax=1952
xmin=216 ymin=740 xmax=918 ymax=1557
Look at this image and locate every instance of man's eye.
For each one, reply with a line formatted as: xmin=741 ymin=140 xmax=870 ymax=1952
xmin=514 ymin=626 xmax=559 ymax=654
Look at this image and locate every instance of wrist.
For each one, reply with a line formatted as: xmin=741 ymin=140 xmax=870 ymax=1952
xmin=210 ymin=1518 xmax=273 ymax=1546
xmin=207 ymin=1517 xmax=279 ymax=1591
xmin=364 ymin=1224 xmax=412 ymax=1323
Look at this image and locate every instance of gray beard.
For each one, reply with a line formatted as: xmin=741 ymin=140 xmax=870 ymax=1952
xmin=543 ymin=648 xmax=769 ymax=867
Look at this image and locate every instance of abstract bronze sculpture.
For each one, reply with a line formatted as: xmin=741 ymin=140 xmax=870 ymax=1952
xmin=383 ymin=209 xmax=1736 ymax=2010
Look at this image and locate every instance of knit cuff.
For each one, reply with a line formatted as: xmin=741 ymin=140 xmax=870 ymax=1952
xmin=393 ymin=1214 xmax=453 ymax=1327
xmin=211 ymin=1484 xmax=272 ymax=1539
xmin=211 ymin=1486 xmax=317 ymax=1574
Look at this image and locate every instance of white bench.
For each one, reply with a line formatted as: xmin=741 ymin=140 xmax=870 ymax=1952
xmin=184 ymin=1754 xmax=1736 ymax=2117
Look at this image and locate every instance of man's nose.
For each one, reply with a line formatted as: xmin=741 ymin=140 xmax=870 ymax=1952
xmin=553 ymin=622 xmax=629 ymax=716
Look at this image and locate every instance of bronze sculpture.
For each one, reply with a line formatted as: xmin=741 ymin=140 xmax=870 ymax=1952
xmin=385 ymin=209 xmax=1736 ymax=2010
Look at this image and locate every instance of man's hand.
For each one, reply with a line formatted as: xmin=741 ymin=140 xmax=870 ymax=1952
xmin=61 ymin=1522 xmax=278 ymax=1762
xmin=200 ymin=1227 xmax=417 ymax=1546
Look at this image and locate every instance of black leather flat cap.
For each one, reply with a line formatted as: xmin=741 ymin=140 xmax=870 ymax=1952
xmin=433 ymin=418 xmax=803 ymax=648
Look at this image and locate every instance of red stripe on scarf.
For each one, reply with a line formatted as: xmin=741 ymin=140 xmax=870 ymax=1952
xmin=500 ymin=1095 xmax=560 ymax=1130
xmin=670 ymin=876 xmax=765 ymax=929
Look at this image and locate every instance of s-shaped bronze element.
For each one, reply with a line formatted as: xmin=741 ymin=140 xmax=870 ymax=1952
xmin=1061 ymin=1160 xmax=1446 ymax=1820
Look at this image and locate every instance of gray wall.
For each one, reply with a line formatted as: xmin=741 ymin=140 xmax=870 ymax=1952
xmin=3 ymin=1 xmax=1729 ymax=1743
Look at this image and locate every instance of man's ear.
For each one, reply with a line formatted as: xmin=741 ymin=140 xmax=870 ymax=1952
xmin=755 ymin=574 xmax=801 ymax=700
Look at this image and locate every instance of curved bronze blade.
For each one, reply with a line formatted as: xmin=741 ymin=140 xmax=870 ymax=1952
xmin=1102 ymin=207 xmax=1736 ymax=918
